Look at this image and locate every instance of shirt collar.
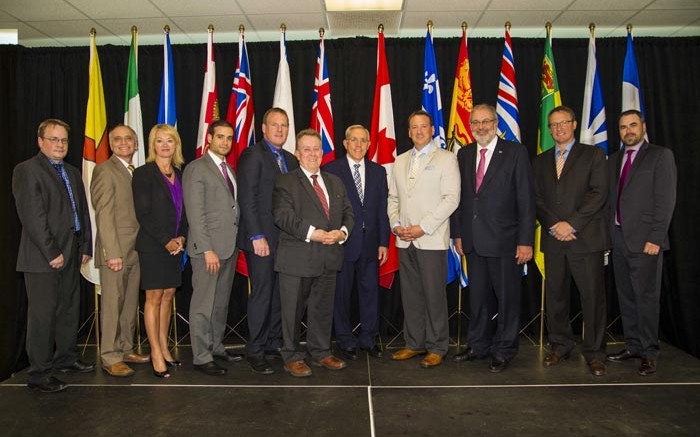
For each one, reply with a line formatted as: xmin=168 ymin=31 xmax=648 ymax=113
xmin=207 ymin=150 xmax=226 ymax=167
xmin=624 ymin=140 xmax=644 ymax=153
xmin=556 ymin=139 xmax=576 ymax=156
xmin=477 ymin=135 xmax=498 ymax=153
xmin=412 ymin=138 xmax=435 ymax=157
xmin=115 ymin=156 xmax=133 ymax=169
xmin=346 ymin=155 xmax=364 ymax=169
xmin=300 ymin=165 xmax=320 ymax=179
xmin=264 ymin=139 xmax=284 ymax=155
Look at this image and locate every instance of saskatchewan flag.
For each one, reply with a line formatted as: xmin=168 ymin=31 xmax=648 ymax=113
xmin=534 ymin=24 xmax=562 ymax=278
xmin=124 ymin=27 xmax=145 ymax=167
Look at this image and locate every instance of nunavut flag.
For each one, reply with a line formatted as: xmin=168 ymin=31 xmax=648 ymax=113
xmin=447 ymin=25 xmax=474 ymax=148
xmin=81 ymin=29 xmax=110 ymax=285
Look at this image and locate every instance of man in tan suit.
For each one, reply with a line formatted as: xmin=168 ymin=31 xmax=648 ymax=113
xmin=388 ymin=110 xmax=460 ymax=368
xmin=91 ymin=124 xmax=150 ymax=377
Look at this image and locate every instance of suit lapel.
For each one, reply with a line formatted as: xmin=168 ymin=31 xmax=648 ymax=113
xmin=478 ymin=140 xmax=505 ymax=192
xmin=204 ymin=153 xmax=236 ymax=199
xmin=558 ymin=142 xmax=582 ymax=180
xmin=261 ymin=142 xmax=283 ymax=175
xmin=464 ymin=145 xmax=477 ymax=193
xmin=624 ymin=142 xmax=649 ymax=189
xmin=297 ymin=169 xmax=328 ymax=220
xmin=343 ymin=159 xmax=363 ymax=205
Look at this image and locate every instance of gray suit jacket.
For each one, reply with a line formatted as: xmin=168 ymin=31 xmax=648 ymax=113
xmin=13 ymin=152 xmax=92 ymax=272
xmin=183 ymin=153 xmax=239 ymax=260
xmin=272 ymin=168 xmax=354 ymax=277
xmin=609 ymin=141 xmax=676 ymax=252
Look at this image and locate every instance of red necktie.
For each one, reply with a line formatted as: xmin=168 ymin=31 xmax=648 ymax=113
xmin=311 ymin=174 xmax=330 ymax=220
xmin=475 ymin=148 xmax=487 ymax=192
xmin=616 ymin=149 xmax=635 ymax=225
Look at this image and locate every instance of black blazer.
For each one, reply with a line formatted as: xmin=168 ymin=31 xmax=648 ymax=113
xmin=609 ymin=141 xmax=676 ymax=252
xmin=236 ymin=140 xmax=299 ymax=253
xmin=323 ymin=157 xmax=390 ymax=262
xmin=533 ymin=141 xmax=610 ymax=254
xmin=13 ymin=152 xmax=92 ymax=272
xmin=132 ymin=161 xmax=188 ymax=254
xmin=272 ymin=168 xmax=354 ymax=276
xmin=452 ymin=138 xmax=535 ymax=257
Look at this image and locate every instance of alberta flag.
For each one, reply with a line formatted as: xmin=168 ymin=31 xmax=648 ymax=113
xmin=310 ymin=33 xmax=335 ymax=166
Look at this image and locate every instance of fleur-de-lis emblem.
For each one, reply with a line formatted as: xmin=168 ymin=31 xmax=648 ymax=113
xmin=423 ymin=71 xmax=436 ymax=93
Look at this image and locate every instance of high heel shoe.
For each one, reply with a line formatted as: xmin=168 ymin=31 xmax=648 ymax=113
xmin=165 ymin=360 xmax=182 ymax=368
xmin=153 ymin=368 xmax=170 ymax=378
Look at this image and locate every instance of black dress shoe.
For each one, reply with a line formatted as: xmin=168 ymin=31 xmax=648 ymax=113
xmin=453 ymin=347 xmax=480 ymax=362
xmin=152 ymin=369 xmax=171 ymax=378
xmin=194 ymin=361 xmax=227 ymax=376
xmin=488 ymin=356 xmax=509 ymax=373
xmin=264 ymin=349 xmax=282 ymax=360
xmin=214 ymin=350 xmax=244 ymax=363
xmin=588 ymin=359 xmax=607 ymax=376
xmin=248 ymin=356 xmax=274 ymax=375
xmin=337 ymin=347 xmax=358 ymax=361
xmin=606 ymin=349 xmax=641 ymax=363
xmin=165 ymin=360 xmax=182 ymax=368
xmin=27 ymin=376 xmax=67 ymax=393
xmin=56 ymin=360 xmax=96 ymax=374
xmin=361 ymin=345 xmax=383 ymax=358
xmin=638 ymin=359 xmax=657 ymax=376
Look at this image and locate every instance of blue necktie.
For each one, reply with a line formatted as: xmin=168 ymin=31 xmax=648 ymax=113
xmin=51 ymin=161 xmax=81 ymax=232
xmin=273 ymin=149 xmax=287 ymax=173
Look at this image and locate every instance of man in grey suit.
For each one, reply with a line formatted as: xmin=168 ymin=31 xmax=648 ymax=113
xmin=388 ymin=110 xmax=460 ymax=369
xmin=13 ymin=118 xmax=95 ymax=392
xmin=606 ymin=110 xmax=677 ymax=376
xmin=533 ymin=106 xmax=609 ymax=376
xmin=272 ymin=129 xmax=354 ymax=378
xmin=183 ymin=120 xmax=241 ymax=376
xmin=91 ymin=124 xmax=150 ymax=377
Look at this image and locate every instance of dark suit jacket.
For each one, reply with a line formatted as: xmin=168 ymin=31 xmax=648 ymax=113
xmin=132 ymin=161 xmax=188 ymax=254
xmin=236 ymin=140 xmax=299 ymax=253
xmin=272 ymin=167 xmax=354 ymax=276
xmin=609 ymin=141 xmax=676 ymax=252
xmin=452 ymin=138 xmax=535 ymax=257
xmin=323 ymin=157 xmax=390 ymax=262
xmin=13 ymin=152 xmax=92 ymax=272
xmin=533 ymin=142 xmax=610 ymax=254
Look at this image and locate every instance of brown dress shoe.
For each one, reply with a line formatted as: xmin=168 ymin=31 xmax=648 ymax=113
xmin=311 ymin=355 xmax=347 ymax=370
xmin=391 ymin=348 xmax=427 ymax=360
xmin=284 ymin=360 xmax=313 ymax=378
xmin=588 ymin=359 xmax=606 ymax=376
xmin=638 ymin=359 xmax=657 ymax=376
xmin=543 ymin=350 xmax=570 ymax=367
xmin=123 ymin=353 xmax=150 ymax=364
xmin=102 ymin=361 xmax=135 ymax=377
xmin=420 ymin=353 xmax=443 ymax=368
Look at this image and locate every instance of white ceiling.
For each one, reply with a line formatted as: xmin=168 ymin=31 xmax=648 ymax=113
xmin=1 ymin=0 xmax=699 ymax=47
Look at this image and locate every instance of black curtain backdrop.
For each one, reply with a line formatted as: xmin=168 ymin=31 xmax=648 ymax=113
xmin=1 ymin=35 xmax=698 ymax=381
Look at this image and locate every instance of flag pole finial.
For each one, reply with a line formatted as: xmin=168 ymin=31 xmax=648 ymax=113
xmin=461 ymin=21 xmax=467 ymax=32
xmin=589 ymin=23 xmax=595 ymax=36
xmin=239 ymin=24 xmax=245 ymax=34
xmin=545 ymin=22 xmax=552 ymax=34
xmin=131 ymin=25 xmax=137 ymax=34
xmin=208 ymin=24 xmax=214 ymax=32
xmin=90 ymin=28 xmax=96 ymax=36
xmin=163 ymin=25 xmax=170 ymax=34
xmin=319 ymin=27 xmax=325 ymax=38
xmin=378 ymin=23 xmax=384 ymax=33
xmin=427 ymin=20 xmax=433 ymax=35
xmin=627 ymin=23 xmax=633 ymax=33
xmin=505 ymin=21 xmax=511 ymax=32
xmin=280 ymin=23 xmax=286 ymax=32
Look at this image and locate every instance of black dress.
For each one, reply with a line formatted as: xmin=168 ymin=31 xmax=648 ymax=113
xmin=132 ymin=162 xmax=188 ymax=289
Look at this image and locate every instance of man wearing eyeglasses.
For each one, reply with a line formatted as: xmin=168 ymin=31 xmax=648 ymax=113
xmin=324 ymin=125 xmax=390 ymax=360
xmin=237 ymin=108 xmax=299 ymax=374
xmin=451 ymin=104 xmax=535 ymax=373
xmin=12 ymin=119 xmax=95 ymax=392
xmin=532 ymin=105 xmax=609 ymax=376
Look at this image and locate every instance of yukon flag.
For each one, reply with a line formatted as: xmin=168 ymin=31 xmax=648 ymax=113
xmin=81 ymin=29 xmax=110 ymax=284
xmin=535 ymin=23 xmax=562 ymax=278
xmin=157 ymin=26 xmax=176 ymax=126
xmin=124 ymin=26 xmax=145 ymax=166
xmin=370 ymin=26 xmax=399 ymax=289
xmin=421 ymin=27 xmax=446 ymax=148
xmin=310 ymin=28 xmax=335 ymax=166
xmin=273 ymin=24 xmax=296 ymax=154
xmin=622 ymin=25 xmax=648 ymax=141
xmin=496 ymin=22 xmax=521 ymax=143
xmin=196 ymin=25 xmax=220 ymax=158
xmin=580 ymin=24 xmax=608 ymax=153
xmin=447 ymin=22 xmax=474 ymax=148
xmin=226 ymin=25 xmax=255 ymax=171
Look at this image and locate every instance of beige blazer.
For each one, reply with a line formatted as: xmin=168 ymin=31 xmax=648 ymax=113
xmin=388 ymin=140 xmax=460 ymax=250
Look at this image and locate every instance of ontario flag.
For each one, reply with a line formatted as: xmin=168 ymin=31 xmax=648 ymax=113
xmin=370 ymin=29 xmax=398 ymax=289
xmin=310 ymin=31 xmax=335 ymax=166
xmin=226 ymin=28 xmax=255 ymax=171
xmin=196 ymin=25 xmax=220 ymax=158
xmin=81 ymin=29 xmax=110 ymax=285
xmin=496 ymin=23 xmax=521 ymax=143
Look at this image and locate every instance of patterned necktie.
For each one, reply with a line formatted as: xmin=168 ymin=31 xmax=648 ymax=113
xmin=408 ymin=152 xmax=420 ymax=188
xmin=475 ymin=148 xmax=487 ymax=192
xmin=311 ymin=174 xmax=330 ymax=220
xmin=220 ymin=161 xmax=235 ymax=199
xmin=556 ymin=148 xmax=566 ymax=179
xmin=51 ymin=161 xmax=81 ymax=232
xmin=353 ymin=163 xmax=364 ymax=203
xmin=127 ymin=164 xmax=135 ymax=175
xmin=616 ymin=149 xmax=635 ymax=225
xmin=273 ymin=149 xmax=286 ymax=173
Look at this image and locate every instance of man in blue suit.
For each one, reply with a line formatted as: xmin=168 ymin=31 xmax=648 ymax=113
xmin=324 ymin=125 xmax=390 ymax=359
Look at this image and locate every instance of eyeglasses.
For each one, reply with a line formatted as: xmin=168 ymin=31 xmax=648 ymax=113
xmin=347 ymin=137 xmax=369 ymax=144
xmin=548 ymin=120 xmax=574 ymax=129
xmin=469 ymin=119 xmax=496 ymax=128
xmin=42 ymin=137 xmax=69 ymax=145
